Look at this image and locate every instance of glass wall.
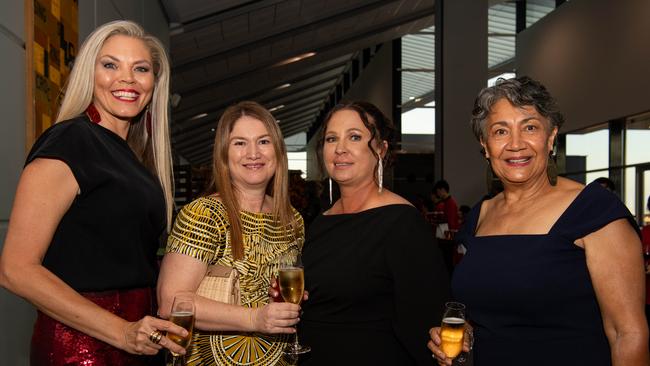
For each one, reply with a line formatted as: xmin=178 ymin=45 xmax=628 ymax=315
xmin=565 ymin=126 xmax=609 ymax=184
xmin=488 ymin=2 xmax=516 ymax=68
xmin=526 ymin=0 xmax=556 ymax=27
xmin=624 ymin=114 xmax=650 ymax=219
xmin=562 ymin=111 xmax=650 ymax=222
xmin=285 ymin=132 xmax=307 ymax=178
xmin=400 ymin=26 xmax=435 ymax=153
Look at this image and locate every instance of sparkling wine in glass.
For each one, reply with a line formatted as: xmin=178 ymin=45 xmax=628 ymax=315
xmin=278 ymin=253 xmax=311 ymax=355
xmin=168 ymin=293 xmax=195 ymax=366
xmin=440 ymin=302 xmax=466 ymax=363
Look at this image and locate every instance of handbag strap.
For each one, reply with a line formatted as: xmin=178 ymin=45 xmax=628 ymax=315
xmin=205 ymin=264 xmax=238 ymax=278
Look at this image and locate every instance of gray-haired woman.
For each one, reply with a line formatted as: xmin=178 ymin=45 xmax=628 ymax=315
xmin=428 ymin=76 xmax=648 ymax=366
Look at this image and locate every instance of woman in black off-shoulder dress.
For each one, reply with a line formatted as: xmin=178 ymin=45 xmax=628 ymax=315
xmin=296 ymin=101 xmax=450 ymax=366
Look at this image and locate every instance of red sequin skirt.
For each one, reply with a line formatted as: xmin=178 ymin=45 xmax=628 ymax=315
xmin=30 ymin=287 xmax=157 ymax=366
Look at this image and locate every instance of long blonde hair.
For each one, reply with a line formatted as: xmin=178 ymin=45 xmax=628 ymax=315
xmin=209 ymin=101 xmax=298 ymax=260
xmin=56 ymin=20 xmax=174 ymax=230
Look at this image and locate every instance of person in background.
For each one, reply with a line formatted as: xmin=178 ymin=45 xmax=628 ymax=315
xmin=157 ymin=101 xmax=304 ymax=366
xmin=0 ymin=20 xmax=188 ymax=365
xmin=432 ymin=180 xmax=460 ymax=233
xmin=431 ymin=180 xmax=460 ymax=273
xmin=458 ymin=205 xmax=471 ymax=227
xmin=594 ymin=176 xmax=616 ymax=193
xmin=428 ymin=76 xmax=648 ymax=366
xmin=295 ymin=101 xmax=450 ymax=365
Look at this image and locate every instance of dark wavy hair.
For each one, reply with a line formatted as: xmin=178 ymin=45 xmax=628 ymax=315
xmin=470 ymin=76 xmax=565 ymax=142
xmin=316 ymin=101 xmax=397 ymax=186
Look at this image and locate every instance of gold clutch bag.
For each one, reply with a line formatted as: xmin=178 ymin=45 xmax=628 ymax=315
xmin=195 ymin=264 xmax=241 ymax=305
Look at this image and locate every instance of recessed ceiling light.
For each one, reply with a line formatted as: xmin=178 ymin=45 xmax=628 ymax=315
xmin=274 ymin=83 xmax=292 ymax=90
xmin=269 ymin=104 xmax=285 ymax=112
xmin=274 ymin=52 xmax=317 ymax=67
xmin=189 ymin=113 xmax=208 ymax=121
xmin=415 ymin=98 xmax=422 ymax=102
xmin=409 ymin=96 xmax=415 ymax=100
xmin=210 ymin=127 xmax=215 ymax=132
xmin=276 ymin=119 xmax=281 ymax=123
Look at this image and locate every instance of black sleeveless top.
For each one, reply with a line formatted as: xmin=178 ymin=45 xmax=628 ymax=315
xmin=452 ymin=182 xmax=639 ymax=366
xmin=26 ymin=116 xmax=166 ymax=292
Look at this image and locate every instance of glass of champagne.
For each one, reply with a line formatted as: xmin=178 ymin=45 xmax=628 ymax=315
xmin=278 ymin=252 xmax=311 ymax=355
xmin=440 ymin=302 xmax=467 ymax=364
xmin=167 ymin=293 xmax=195 ymax=366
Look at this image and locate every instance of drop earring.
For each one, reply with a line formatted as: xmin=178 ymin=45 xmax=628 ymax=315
xmin=377 ymin=159 xmax=383 ymax=193
xmin=328 ymin=177 xmax=333 ymax=205
xmin=85 ymin=103 xmax=101 ymax=123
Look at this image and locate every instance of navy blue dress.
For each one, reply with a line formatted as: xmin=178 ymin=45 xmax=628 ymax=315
xmin=452 ymin=182 xmax=639 ymax=366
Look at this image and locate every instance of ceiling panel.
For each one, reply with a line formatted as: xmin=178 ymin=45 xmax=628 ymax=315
xmin=161 ymin=0 xmax=437 ymax=165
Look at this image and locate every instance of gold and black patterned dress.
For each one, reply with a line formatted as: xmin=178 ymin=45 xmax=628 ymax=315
xmin=166 ymin=196 xmax=304 ymax=366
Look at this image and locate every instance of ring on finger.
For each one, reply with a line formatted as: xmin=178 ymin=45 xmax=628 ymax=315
xmin=149 ymin=330 xmax=163 ymax=344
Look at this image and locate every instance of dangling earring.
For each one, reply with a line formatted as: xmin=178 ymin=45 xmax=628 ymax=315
xmin=145 ymin=106 xmax=152 ymax=135
xmin=547 ymin=151 xmax=558 ymax=186
xmin=328 ymin=177 xmax=333 ymax=205
xmin=377 ymin=158 xmax=384 ymax=193
xmin=85 ymin=103 xmax=101 ymax=123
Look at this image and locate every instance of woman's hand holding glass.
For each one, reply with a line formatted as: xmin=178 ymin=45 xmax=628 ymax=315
xmin=250 ymin=301 xmax=301 ymax=334
xmin=167 ymin=293 xmax=195 ymax=366
xmin=274 ymin=252 xmax=311 ymax=355
xmin=122 ymin=316 xmax=189 ymax=356
xmin=428 ymin=302 xmax=473 ymax=365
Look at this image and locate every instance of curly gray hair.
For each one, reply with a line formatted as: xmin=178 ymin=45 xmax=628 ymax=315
xmin=470 ymin=76 xmax=565 ymax=142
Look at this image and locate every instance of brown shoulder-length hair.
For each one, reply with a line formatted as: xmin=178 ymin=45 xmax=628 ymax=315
xmin=208 ymin=101 xmax=298 ymax=260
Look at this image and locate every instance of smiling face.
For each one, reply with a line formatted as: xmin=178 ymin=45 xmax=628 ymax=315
xmin=228 ymin=115 xmax=277 ymax=193
xmin=93 ymin=35 xmax=154 ymax=125
xmin=323 ymin=109 xmax=385 ymax=188
xmin=482 ymin=98 xmax=557 ymax=187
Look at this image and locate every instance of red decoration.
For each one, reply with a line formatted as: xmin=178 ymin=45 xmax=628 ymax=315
xmin=85 ymin=103 xmax=101 ymax=123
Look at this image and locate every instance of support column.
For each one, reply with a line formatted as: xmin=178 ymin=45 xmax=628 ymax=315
xmin=609 ymin=118 xmax=624 ymax=196
xmin=435 ymin=0 xmax=488 ymax=206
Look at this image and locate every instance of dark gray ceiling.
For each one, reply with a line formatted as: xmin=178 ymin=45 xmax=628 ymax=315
xmin=159 ymin=0 xmax=435 ymax=165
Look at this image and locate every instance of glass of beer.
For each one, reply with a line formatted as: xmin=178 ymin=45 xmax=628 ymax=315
xmin=168 ymin=293 xmax=195 ymax=366
xmin=278 ymin=252 xmax=311 ymax=355
xmin=440 ymin=302 xmax=466 ymax=363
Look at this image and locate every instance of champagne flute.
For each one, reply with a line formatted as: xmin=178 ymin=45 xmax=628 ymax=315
xmin=440 ymin=302 xmax=467 ymax=364
xmin=277 ymin=252 xmax=311 ymax=355
xmin=167 ymin=293 xmax=195 ymax=366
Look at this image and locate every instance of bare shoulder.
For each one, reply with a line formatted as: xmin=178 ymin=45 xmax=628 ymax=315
xmin=376 ymin=190 xmax=412 ymax=207
xmin=553 ymin=177 xmax=585 ymax=203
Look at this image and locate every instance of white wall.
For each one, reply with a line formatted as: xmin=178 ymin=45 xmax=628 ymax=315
xmin=0 ymin=1 xmax=30 ymax=364
xmin=0 ymin=1 xmax=169 ymax=364
xmin=517 ymin=0 xmax=650 ymax=132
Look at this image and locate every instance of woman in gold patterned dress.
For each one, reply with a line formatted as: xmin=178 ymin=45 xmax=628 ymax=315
xmin=158 ymin=101 xmax=304 ymax=365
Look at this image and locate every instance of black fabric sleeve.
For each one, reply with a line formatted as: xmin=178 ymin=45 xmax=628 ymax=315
xmin=25 ymin=118 xmax=94 ymax=192
xmin=387 ymin=208 xmax=451 ymax=365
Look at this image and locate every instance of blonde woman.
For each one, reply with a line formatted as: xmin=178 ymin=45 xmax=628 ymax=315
xmin=0 ymin=20 xmax=185 ymax=365
xmin=158 ymin=101 xmax=304 ymax=365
